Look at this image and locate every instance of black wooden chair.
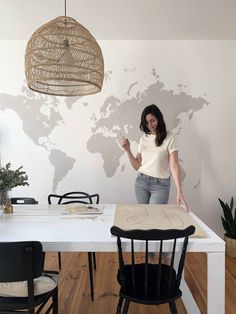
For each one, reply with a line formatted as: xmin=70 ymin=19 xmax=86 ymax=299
xmin=48 ymin=192 xmax=99 ymax=205
xmin=48 ymin=191 xmax=99 ymax=301
xmin=0 ymin=241 xmax=58 ymax=314
xmin=10 ymin=197 xmax=38 ymax=205
xmin=110 ymin=225 xmax=195 ymax=314
xmin=10 ymin=197 xmax=60 ymax=278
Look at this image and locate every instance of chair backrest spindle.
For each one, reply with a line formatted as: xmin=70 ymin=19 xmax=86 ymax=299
xmin=131 ymin=239 xmax=136 ymax=295
xmin=144 ymin=240 xmax=149 ymax=297
xmin=156 ymin=240 xmax=163 ymax=297
xmin=176 ymin=236 xmax=189 ymax=287
xmin=167 ymin=238 xmax=177 ymax=296
xmin=25 ymin=246 xmax=35 ymax=308
xmin=117 ymin=236 xmax=126 ymax=288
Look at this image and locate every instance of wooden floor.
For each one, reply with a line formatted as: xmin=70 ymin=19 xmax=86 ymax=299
xmin=44 ymin=252 xmax=236 ymax=314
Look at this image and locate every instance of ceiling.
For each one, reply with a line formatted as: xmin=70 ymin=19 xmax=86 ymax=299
xmin=1 ymin=0 xmax=236 ymax=40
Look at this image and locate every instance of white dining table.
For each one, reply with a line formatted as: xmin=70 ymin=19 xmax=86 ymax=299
xmin=0 ymin=204 xmax=225 ymax=314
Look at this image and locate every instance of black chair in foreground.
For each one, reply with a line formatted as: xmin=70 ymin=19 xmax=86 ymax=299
xmin=0 ymin=241 xmax=58 ymax=314
xmin=10 ymin=197 xmax=38 ymax=205
xmin=110 ymin=225 xmax=195 ymax=314
xmin=48 ymin=191 xmax=99 ymax=301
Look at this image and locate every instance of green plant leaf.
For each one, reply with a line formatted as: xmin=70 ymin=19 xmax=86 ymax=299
xmin=221 ymin=217 xmax=228 ymax=233
xmin=224 ymin=204 xmax=233 ymax=222
xmin=219 ymin=197 xmax=236 ymax=238
xmin=230 ymin=197 xmax=234 ymax=210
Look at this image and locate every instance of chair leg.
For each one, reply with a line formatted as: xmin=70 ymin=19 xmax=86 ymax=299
xmin=58 ymin=252 xmax=62 ymax=271
xmin=116 ymin=296 xmax=124 ymax=314
xmin=52 ymin=286 xmax=58 ymax=314
xmin=92 ymin=252 xmax=97 ymax=270
xmin=88 ymin=252 xmax=94 ymax=301
xmin=169 ymin=301 xmax=178 ymax=314
xmin=122 ymin=299 xmax=130 ymax=314
xmin=29 ymin=307 xmax=35 ymax=314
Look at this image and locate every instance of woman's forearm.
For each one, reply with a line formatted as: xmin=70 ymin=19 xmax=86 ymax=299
xmin=121 ymin=137 xmax=141 ymax=170
xmin=169 ymin=151 xmax=182 ymax=192
xmin=170 ymin=163 xmax=182 ymax=192
xmin=126 ymin=150 xmax=141 ymax=170
xmin=170 ymin=152 xmax=189 ymax=210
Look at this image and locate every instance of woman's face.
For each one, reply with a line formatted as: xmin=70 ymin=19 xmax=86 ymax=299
xmin=145 ymin=113 xmax=158 ymax=134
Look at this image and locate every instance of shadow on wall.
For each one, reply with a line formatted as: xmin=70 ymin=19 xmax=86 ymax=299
xmin=198 ymin=133 xmax=226 ymax=236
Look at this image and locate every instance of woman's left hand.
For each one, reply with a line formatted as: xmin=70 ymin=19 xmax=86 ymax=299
xmin=177 ymin=191 xmax=189 ymax=212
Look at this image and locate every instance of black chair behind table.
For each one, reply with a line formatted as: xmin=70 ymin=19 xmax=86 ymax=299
xmin=10 ymin=197 xmax=38 ymax=205
xmin=0 ymin=241 xmax=58 ymax=314
xmin=48 ymin=191 xmax=99 ymax=301
xmin=110 ymin=225 xmax=195 ymax=314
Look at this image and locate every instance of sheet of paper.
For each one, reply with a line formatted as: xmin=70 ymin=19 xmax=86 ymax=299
xmin=113 ymin=204 xmax=206 ymax=238
xmin=62 ymin=205 xmax=103 ymax=215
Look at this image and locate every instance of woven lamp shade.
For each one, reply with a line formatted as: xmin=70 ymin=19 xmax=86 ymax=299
xmin=25 ymin=16 xmax=104 ymax=96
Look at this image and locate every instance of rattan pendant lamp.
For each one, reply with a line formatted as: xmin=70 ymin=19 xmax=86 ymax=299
xmin=25 ymin=0 xmax=104 ymax=96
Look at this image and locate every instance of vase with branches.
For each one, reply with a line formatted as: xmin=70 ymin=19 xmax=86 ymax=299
xmin=0 ymin=162 xmax=29 ymax=208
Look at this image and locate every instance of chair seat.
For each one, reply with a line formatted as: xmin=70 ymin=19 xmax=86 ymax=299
xmin=117 ymin=263 xmax=182 ymax=304
xmin=0 ymin=273 xmax=58 ymax=297
xmin=0 ymin=290 xmax=54 ymax=310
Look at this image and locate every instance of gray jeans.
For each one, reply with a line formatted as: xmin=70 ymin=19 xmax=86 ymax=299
xmin=135 ymin=172 xmax=170 ymax=204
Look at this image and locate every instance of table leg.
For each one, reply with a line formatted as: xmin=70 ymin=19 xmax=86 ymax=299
xmin=175 ymin=252 xmax=200 ymax=314
xmin=181 ymin=278 xmax=201 ymax=314
xmin=207 ymin=252 xmax=225 ymax=314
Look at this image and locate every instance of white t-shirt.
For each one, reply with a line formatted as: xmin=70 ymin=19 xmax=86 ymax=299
xmin=137 ymin=132 xmax=178 ymax=178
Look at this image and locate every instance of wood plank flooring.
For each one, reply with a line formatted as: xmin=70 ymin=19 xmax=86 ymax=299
xmin=44 ymin=252 xmax=236 ymax=314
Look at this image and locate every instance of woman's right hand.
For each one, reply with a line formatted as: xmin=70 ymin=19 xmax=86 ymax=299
xmin=177 ymin=191 xmax=189 ymax=212
xmin=121 ymin=138 xmax=130 ymax=152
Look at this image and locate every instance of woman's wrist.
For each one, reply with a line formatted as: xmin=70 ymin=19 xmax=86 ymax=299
xmin=176 ymin=188 xmax=182 ymax=194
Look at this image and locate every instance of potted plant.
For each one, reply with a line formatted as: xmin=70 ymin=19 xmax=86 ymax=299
xmin=219 ymin=197 xmax=236 ymax=258
xmin=0 ymin=162 xmax=29 ymax=208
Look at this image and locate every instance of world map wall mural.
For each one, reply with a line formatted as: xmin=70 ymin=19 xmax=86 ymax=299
xmin=0 ymin=67 xmax=208 ymax=193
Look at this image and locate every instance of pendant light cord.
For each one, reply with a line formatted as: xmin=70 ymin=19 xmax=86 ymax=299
xmin=64 ymin=0 xmax=67 ymax=17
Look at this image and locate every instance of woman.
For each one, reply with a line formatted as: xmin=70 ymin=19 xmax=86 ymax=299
xmin=121 ymin=104 xmax=188 ymax=210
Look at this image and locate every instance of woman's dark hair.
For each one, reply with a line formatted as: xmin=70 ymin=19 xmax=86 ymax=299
xmin=139 ymin=104 xmax=167 ymax=146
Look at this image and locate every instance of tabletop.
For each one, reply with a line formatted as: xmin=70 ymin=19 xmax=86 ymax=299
xmin=0 ymin=204 xmax=225 ymax=253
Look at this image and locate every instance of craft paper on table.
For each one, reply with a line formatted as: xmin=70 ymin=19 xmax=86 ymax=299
xmin=113 ymin=204 xmax=206 ymax=238
xmin=62 ymin=205 xmax=103 ymax=215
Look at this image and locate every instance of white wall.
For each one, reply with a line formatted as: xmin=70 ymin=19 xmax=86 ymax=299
xmin=0 ymin=40 xmax=235 ymax=237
